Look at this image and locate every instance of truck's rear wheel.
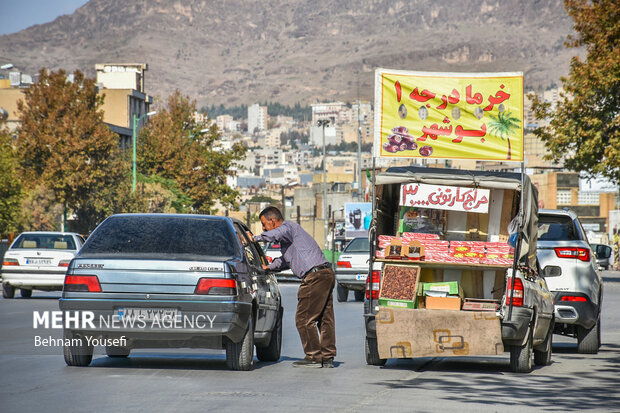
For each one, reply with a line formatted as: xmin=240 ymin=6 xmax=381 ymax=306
xmin=365 ymin=336 xmax=387 ymax=366
xmin=534 ymin=322 xmax=553 ymax=366
xmin=510 ymin=327 xmax=533 ymax=373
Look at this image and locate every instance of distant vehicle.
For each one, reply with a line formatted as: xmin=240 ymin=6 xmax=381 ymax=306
xmin=1 ymin=231 xmax=85 ymax=298
xmin=335 ymin=237 xmax=378 ymax=302
xmin=591 ymin=243 xmax=612 ymax=271
xmin=59 ymin=214 xmax=282 ymax=370
xmin=537 ymin=209 xmax=603 ymax=353
xmin=261 ymin=241 xmax=296 ymax=280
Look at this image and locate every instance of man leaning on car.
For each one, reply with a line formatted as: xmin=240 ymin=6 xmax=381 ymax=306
xmin=253 ymin=206 xmax=337 ymax=368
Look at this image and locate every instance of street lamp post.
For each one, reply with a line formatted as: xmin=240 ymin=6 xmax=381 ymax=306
xmin=318 ymin=119 xmax=330 ymax=249
xmin=132 ymin=111 xmax=157 ymax=192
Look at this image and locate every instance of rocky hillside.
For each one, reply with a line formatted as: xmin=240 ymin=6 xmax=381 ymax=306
xmin=0 ymin=0 xmax=577 ymax=107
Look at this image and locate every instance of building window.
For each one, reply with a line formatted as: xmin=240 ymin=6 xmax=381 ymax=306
xmin=578 ymin=192 xmax=600 ymax=205
xmin=557 ymin=189 xmax=571 ymax=205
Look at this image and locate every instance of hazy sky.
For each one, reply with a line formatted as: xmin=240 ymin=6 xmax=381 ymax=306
xmin=0 ymin=0 xmax=89 ymax=36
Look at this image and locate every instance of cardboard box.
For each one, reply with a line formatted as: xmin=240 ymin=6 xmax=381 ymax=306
xmin=422 ymin=281 xmax=463 ymax=297
xmin=379 ymin=264 xmax=421 ymax=307
xmin=425 ymin=296 xmax=462 ymax=310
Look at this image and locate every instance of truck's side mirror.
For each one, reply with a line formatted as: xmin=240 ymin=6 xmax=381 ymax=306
xmin=542 ymin=265 xmax=562 ymax=278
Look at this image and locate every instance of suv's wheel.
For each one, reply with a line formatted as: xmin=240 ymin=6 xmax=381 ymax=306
xmin=105 ymin=345 xmax=131 ymax=358
xmin=365 ymin=336 xmax=387 ymax=366
xmin=577 ymin=315 xmax=600 ymax=354
xmin=256 ymin=309 xmax=282 ymax=362
xmin=510 ymin=327 xmax=533 ymax=373
xmin=354 ymin=290 xmax=365 ymax=302
xmin=2 ymin=283 xmax=15 ymax=299
xmin=20 ymin=289 xmax=32 ymax=298
xmin=336 ymin=284 xmax=348 ymax=302
xmin=63 ymin=330 xmax=93 ymax=367
xmin=534 ymin=322 xmax=553 ymax=366
xmin=226 ymin=317 xmax=254 ymax=371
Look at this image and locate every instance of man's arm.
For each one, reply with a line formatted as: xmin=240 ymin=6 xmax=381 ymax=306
xmin=254 ymin=224 xmax=287 ymax=243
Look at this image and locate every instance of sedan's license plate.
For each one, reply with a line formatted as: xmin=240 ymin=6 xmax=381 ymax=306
xmin=356 ymin=274 xmax=367 ymax=281
xmin=116 ymin=307 xmax=179 ymax=322
xmin=26 ymin=258 xmax=52 ymax=265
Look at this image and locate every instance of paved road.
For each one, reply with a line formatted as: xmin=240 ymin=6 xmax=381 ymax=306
xmin=1 ymin=272 xmax=619 ymax=412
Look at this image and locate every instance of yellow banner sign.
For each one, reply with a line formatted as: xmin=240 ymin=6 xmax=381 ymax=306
xmin=374 ymin=69 xmax=524 ymax=161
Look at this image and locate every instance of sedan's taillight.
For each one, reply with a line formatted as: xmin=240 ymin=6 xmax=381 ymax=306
xmin=195 ymin=278 xmax=237 ymax=295
xmin=365 ymin=270 xmax=381 ymax=300
xmin=560 ymin=295 xmax=588 ymax=302
xmin=554 ymin=247 xmax=590 ymax=262
xmin=64 ymin=275 xmax=102 ymax=292
xmin=2 ymin=258 xmax=19 ymax=266
xmin=505 ymin=277 xmax=524 ymax=307
xmin=58 ymin=260 xmax=71 ymax=267
xmin=337 ymin=261 xmax=352 ymax=268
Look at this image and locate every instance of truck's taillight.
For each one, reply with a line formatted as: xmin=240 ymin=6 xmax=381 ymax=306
xmin=58 ymin=260 xmax=70 ymax=267
xmin=560 ymin=295 xmax=588 ymax=302
xmin=195 ymin=278 xmax=237 ymax=295
xmin=2 ymin=258 xmax=19 ymax=266
xmin=337 ymin=261 xmax=351 ymax=268
xmin=365 ymin=270 xmax=381 ymax=299
xmin=64 ymin=275 xmax=101 ymax=292
xmin=505 ymin=277 xmax=524 ymax=307
xmin=554 ymin=247 xmax=590 ymax=262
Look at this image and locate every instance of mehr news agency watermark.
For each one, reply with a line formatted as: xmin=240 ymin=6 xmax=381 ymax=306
xmin=32 ymin=310 xmax=217 ymax=348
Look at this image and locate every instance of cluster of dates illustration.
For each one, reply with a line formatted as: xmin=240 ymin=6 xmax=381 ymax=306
xmin=383 ymin=126 xmax=433 ymax=156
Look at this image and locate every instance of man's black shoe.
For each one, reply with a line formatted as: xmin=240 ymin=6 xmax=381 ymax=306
xmin=292 ymin=359 xmax=322 ymax=368
xmin=322 ymin=358 xmax=334 ymax=368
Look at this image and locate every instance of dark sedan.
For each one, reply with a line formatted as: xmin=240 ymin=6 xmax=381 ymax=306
xmin=59 ymin=214 xmax=283 ymax=370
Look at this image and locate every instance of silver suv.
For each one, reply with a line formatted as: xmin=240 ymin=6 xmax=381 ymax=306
xmin=537 ymin=209 xmax=603 ymax=353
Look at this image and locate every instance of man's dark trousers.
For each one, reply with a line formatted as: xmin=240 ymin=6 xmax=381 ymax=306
xmin=295 ymin=267 xmax=336 ymax=361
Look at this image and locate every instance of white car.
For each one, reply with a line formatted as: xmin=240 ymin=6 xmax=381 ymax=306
xmin=1 ymin=231 xmax=85 ymax=298
xmin=261 ymin=241 xmax=296 ymax=280
xmin=335 ymin=237 xmax=379 ymax=302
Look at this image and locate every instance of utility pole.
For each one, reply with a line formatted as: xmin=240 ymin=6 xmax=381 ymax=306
xmin=318 ymin=119 xmax=330 ymax=249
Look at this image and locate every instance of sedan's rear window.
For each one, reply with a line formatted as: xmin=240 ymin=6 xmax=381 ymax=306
xmin=344 ymin=238 xmax=370 ymax=252
xmin=538 ymin=215 xmax=580 ymax=241
xmin=13 ymin=234 xmax=76 ymax=250
xmin=80 ymin=216 xmax=239 ymax=259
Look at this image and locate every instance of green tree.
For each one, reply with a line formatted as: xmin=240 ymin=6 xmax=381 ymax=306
xmin=0 ymin=121 xmax=23 ymax=234
xmin=530 ymin=0 xmax=620 ymax=183
xmin=138 ymin=90 xmax=247 ymax=213
xmin=16 ymin=68 xmax=135 ymax=233
xmin=488 ymin=111 xmax=520 ymax=160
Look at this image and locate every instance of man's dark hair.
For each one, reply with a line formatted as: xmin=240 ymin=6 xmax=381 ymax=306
xmin=259 ymin=206 xmax=284 ymax=222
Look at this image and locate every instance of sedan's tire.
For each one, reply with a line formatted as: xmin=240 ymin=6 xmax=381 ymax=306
xmin=336 ymin=284 xmax=348 ymax=302
xmin=105 ymin=346 xmax=131 ymax=358
xmin=2 ymin=283 xmax=15 ymax=299
xmin=226 ymin=318 xmax=254 ymax=371
xmin=63 ymin=331 xmax=93 ymax=367
xmin=256 ymin=309 xmax=282 ymax=362
xmin=510 ymin=327 xmax=533 ymax=373
xmin=534 ymin=322 xmax=553 ymax=366
xmin=354 ymin=290 xmax=365 ymax=302
xmin=365 ymin=336 xmax=387 ymax=366
xmin=577 ymin=315 xmax=600 ymax=354
xmin=20 ymin=289 xmax=33 ymax=298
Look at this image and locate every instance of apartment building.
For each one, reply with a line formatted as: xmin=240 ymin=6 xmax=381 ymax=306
xmin=248 ymin=103 xmax=268 ymax=133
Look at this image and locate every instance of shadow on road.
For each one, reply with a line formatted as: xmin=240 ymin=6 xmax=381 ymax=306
xmin=373 ymin=343 xmax=620 ymax=411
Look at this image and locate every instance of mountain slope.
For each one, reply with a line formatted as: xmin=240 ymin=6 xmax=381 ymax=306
xmin=0 ymin=0 xmax=576 ymax=107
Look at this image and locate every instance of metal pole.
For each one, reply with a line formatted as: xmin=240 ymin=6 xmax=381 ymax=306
xmin=322 ymin=121 xmax=328 ymax=249
xmin=369 ymin=157 xmax=377 ymax=309
xmin=357 ymin=101 xmax=362 ymax=199
xmin=331 ymin=209 xmax=336 ymax=270
xmin=508 ymin=161 xmax=527 ymax=321
xmin=132 ymin=114 xmax=137 ymax=192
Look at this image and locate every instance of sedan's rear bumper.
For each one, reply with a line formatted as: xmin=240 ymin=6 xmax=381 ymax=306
xmin=1 ymin=268 xmax=66 ymax=289
xmin=59 ymin=298 xmax=252 ymax=347
xmin=335 ymin=269 xmax=368 ymax=290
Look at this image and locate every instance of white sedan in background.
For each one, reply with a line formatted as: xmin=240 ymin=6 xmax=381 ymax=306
xmin=1 ymin=231 xmax=85 ymax=298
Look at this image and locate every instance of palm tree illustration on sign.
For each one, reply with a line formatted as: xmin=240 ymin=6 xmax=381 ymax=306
xmin=488 ymin=111 xmax=521 ymax=160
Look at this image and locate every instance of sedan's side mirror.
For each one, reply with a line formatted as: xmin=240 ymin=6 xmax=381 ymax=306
xmin=542 ymin=265 xmax=562 ymax=278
